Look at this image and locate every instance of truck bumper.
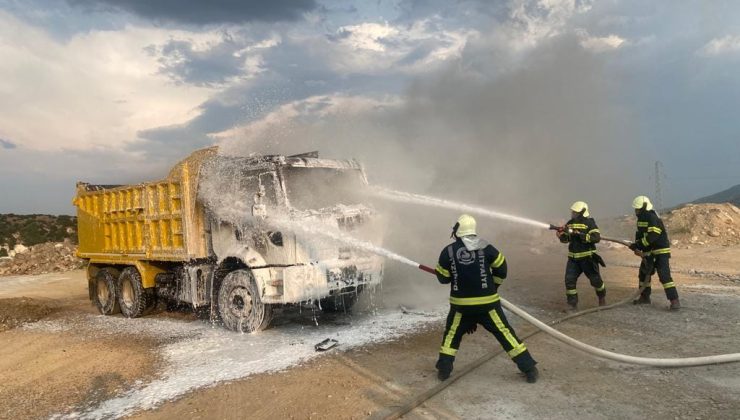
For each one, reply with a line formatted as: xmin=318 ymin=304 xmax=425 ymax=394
xmin=255 ymin=257 xmax=383 ymax=304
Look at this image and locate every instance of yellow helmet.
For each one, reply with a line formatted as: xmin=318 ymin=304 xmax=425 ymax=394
xmin=570 ymin=201 xmax=590 ymax=217
xmin=632 ymin=196 xmax=653 ymax=211
xmin=455 ymin=214 xmax=477 ymax=237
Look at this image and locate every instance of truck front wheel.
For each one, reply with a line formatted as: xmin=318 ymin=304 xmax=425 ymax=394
xmin=118 ymin=267 xmax=149 ymax=318
xmin=217 ymin=269 xmax=273 ymax=333
xmin=94 ymin=268 xmax=120 ymax=315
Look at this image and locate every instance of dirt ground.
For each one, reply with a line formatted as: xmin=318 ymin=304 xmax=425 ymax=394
xmin=1 ymin=244 xmax=739 ymax=420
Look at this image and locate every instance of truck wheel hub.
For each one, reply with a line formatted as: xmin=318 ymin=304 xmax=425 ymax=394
xmin=97 ymin=279 xmax=109 ymax=302
xmin=121 ymin=280 xmax=134 ymax=307
xmin=228 ymin=287 xmax=253 ymax=317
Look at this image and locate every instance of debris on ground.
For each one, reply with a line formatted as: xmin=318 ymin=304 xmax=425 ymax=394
xmin=0 ymin=297 xmax=56 ymax=332
xmin=315 ymin=338 xmax=339 ymax=352
xmin=0 ymin=240 xmax=85 ymax=276
xmin=662 ymin=203 xmax=740 ymax=247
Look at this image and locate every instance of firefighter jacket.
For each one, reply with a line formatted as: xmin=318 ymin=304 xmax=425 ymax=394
xmin=559 ymin=216 xmax=601 ymax=259
xmin=435 ymin=235 xmax=507 ymax=307
xmin=635 ymin=210 xmax=670 ymax=255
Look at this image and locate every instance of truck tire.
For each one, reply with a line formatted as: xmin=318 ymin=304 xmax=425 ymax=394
xmin=217 ymin=269 xmax=273 ymax=333
xmin=319 ymin=293 xmax=358 ymax=313
xmin=117 ymin=267 xmax=149 ymax=318
xmin=94 ymin=268 xmax=120 ymax=315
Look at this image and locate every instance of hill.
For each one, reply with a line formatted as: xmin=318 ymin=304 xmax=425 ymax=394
xmin=0 ymin=214 xmax=77 ymax=255
xmin=692 ymin=184 xmax=740 ymax=206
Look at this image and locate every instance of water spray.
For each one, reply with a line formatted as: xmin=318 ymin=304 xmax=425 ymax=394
xmin=371 ymin=187 xmax=550 ymax=229
xmin=372 ymin=186 xmax=635 ymax=246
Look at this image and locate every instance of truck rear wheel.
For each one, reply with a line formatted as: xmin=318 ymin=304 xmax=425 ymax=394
xmin=217 ymin=269 xmax=273 ymax=333
xmin=94 ymin=268 xmax=120 ymax=315
xmin=118 ymin=267 xmax=149 ymax=318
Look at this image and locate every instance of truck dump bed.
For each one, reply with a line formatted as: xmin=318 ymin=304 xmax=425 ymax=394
xmin=74 ymin=148 xmax=213 ymax=263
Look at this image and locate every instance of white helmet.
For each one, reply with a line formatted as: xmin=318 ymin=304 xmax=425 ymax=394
xmin=455 ymin=214 xmax=477 ymax=237
xmin=632 ymin=196 xmax=653 ymax=211
xmin=570 ymin=201 xmax=590 ymax=217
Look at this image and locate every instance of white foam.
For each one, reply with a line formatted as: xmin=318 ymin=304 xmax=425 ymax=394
xmin=58 ymin=307 xmax=444 ymax=419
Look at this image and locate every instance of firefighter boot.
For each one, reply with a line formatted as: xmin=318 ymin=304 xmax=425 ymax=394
xmin=436 ymin=357 xmax=453 ymax=381
xmin=525 ymin=366 xmax=539 ymax=384
xmin=670 ymin=299 xmax=681 ymax=310
xmin=598 ymin=296 xmax=606 ymax=307
xmin=566 ymin=295 xmax=578 ymax=312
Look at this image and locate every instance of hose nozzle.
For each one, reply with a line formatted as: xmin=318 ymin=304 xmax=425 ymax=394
xmin=418 ymin=264 xmax=436 ymax=275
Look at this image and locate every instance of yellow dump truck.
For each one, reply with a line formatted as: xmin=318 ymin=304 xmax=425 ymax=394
xmin=74 ymin=147 xmax=383 ymax=332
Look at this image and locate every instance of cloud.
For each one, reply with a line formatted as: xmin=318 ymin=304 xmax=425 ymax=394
xmin=326 ymin=20 xmax=474 ymax=74
xmin=67 ymin=0 xmax=317 ymax=25
xmin=700 ymin=35 xmax=740 ymax=56
xmin=0 ymin=10 xmax=217 ymax=152
xmin=505 ymin=0 xmax=593 ymax=50
xmin=576 ymin=30 xmax=626 ymax=52
xmin=0 ymin=138 xmax=17 ymax=149
xmin=149 ymin=32 xmax=280 ymax=87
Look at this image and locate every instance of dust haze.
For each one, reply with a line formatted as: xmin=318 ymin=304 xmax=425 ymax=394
xmin=214 ymin=35 xmax=647 ymax=308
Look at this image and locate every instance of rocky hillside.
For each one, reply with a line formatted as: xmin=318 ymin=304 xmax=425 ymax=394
xmin=692 ymin=184 xmax=740 ymax=207
xmin=0 ymin=214 xmax=77 ymax=256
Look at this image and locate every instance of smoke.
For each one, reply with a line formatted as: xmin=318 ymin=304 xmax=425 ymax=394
xmin=209 ymin=32 xmax=647 ymax=307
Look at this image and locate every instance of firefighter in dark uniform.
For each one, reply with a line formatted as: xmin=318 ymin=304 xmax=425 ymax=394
xmin=434 ymin=214 xmax=538 ymax=383
xmin=629 ymin=196 xmax=681 ymax=310
xmin=556 ymin=201 xmax=607 ymax=310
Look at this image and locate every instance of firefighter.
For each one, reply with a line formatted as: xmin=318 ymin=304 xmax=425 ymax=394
xmin=434 ymin=214 xmax=538 ymax=383
xmin=628 ymin=196 xmax=681 ymax=310
xmin=555 ymin=201 xmax=606 ymax=310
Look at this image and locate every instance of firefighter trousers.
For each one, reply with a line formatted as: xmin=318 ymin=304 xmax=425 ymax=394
xmin=437 ymin=301 xmax=536 ymax=373
xmin=564 ymin=257 xmax=606 ymax=304
xmin=638 ymin=254 xmax=678 ymax=300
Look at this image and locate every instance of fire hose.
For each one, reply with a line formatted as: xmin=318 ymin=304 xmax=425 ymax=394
xmin=419 ymin=263 xmax=740 ymax=367
xmin=381 ymin=266 xmax=740 ymax=420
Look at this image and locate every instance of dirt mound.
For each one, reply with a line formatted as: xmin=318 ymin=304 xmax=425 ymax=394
xmin=0 ymin=297 xmax=56 ymax=332
xmin=663 ymin=203 xmax=740 ymax=247
xmin=0 ymin=240 xmax=85 ymax=276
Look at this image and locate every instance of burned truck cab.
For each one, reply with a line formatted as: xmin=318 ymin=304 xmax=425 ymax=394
xmin=202 ymin=151 xmax=384 ymax=331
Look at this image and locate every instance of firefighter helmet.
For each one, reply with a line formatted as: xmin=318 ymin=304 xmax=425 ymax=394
xmin=570 ymin=201 xmax=590 ymax=217
xmin=455 ymin=214 xmax=477 ymax=237
xmin=632 ymin=196 xmax=653 ymax=211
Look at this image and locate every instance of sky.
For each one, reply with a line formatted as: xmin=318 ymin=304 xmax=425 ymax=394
xmin=0 ymin=0 xmax=739 ymax=215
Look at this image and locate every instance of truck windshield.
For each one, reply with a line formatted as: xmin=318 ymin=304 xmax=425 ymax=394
xmin=283 ymin=167 xmax=366 ymax=210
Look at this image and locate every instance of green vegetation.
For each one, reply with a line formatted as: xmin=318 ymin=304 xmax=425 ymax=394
xmin=0 ymin=214 xmax=77 ymax=247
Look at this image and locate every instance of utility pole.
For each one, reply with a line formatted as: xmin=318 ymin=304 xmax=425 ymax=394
xmin=654 ymin=160 xmax=663 ymax=211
